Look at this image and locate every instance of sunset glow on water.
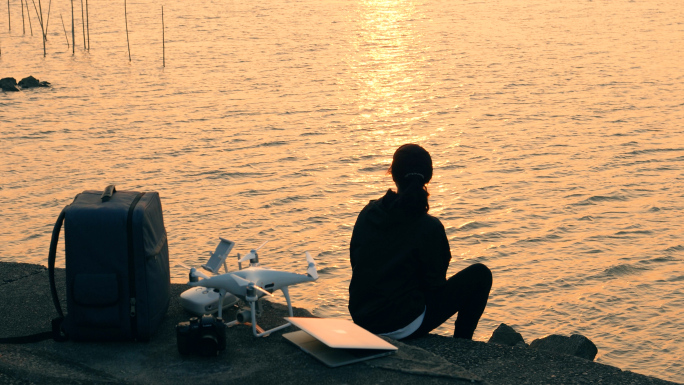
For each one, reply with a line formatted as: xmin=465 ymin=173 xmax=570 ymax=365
xmin=1 ymin=0 xmax=683 ymax=381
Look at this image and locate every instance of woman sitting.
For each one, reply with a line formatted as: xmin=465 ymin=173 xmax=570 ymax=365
xmin=348 ymin=143 xmax=492 ymax=340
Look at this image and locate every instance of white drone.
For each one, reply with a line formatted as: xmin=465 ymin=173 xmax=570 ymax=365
xmin=178 ymin=238 xmax=318 ymax=337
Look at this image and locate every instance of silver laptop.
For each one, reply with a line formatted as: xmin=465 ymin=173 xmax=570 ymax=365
xmin=283 ymin=317 xmax=398 ymax=367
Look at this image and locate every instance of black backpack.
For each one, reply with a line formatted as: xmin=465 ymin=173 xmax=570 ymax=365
xmin=1 ymin=186 xmax=171 ymax=343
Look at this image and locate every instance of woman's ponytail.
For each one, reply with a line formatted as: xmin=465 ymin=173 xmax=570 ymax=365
xmin=395 ymin=173 xmax=430 ymax=215
xmin=388 ymin=144 xmax=433 ymax=216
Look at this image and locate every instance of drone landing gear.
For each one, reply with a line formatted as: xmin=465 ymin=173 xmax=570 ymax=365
xmin=217 ymin=287 xmax=295 ymax=337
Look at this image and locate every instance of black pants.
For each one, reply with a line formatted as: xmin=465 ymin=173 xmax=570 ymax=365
xmin=404 ymin=263 xmax=492 ymax=340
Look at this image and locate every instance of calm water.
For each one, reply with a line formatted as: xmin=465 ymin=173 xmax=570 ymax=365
xmin=1 ymin=0 xmax=683 ymax=381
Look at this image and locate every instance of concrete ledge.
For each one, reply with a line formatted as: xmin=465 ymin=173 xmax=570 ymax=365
xmin=0 ymin=262 xmax=676 ymax=385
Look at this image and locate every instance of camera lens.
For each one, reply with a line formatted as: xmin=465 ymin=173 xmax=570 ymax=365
xmin=197 ymin=334 xmax=219 ymax=357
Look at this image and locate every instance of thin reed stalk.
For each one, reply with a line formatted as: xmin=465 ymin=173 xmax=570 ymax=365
xmin=125 ymin=0 xmax=130 ymax=61
xmin=30 ymin=0 xmax=41 ymax=30
xmin=60 ymin=14 xmax=68 ymax=47
xmin=25 ymin=0 xmax=32 ymax=35
xmin=162 ymin=6 xmax=165 ymax=67
xmin=37 ymin=0 xmax=44 ymax=56
xmin=7 ymin=0 xmax=10 ymax=33
xmin=80 ymin=0 xmax=84 ymax=49
xmin=31 ymin=0 xmax=43 ymax=35
xmin=70 ymin=0 xmax=74 ymax=54
xmin=31 ymin=0 xmax=46 ymax=56
xmin=44 ymin=0 xmax=51 ymax=37
xmin=21 ymin=0 xmax=25 ymax=35
xmin=85 ymin=0 xmax=89 ymax=50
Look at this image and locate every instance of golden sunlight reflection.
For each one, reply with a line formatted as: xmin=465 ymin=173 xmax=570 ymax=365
xmin=344 ymin=0 xmax=432 ymax=136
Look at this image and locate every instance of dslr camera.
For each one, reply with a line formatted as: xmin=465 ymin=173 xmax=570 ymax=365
xmin=176 ymin=314 xmax=227 ymax=356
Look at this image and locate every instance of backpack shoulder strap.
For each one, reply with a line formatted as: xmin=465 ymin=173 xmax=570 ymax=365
xmin=48 ymin=207 xmax=67 ymax=319
xmin=0 ymin=207 xmax=69 ymax=344
xmin=48 ymin=207 xmax=69 ymax=341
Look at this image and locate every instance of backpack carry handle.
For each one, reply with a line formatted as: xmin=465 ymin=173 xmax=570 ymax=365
xmin=101 ymin=185 xmax=117 ymax=201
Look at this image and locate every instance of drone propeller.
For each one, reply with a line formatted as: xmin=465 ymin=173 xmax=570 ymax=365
xmin=238 ymin=240 xmax=269 ymax=263
xmin=227 ymin=273 xmax=273 ymax=297
xmin=175 ymin=263 xmax=209 ymax=280
xmin=305 ymin=251 xmax=318 ymax=280
xmin=227 ymin=273 xmax=250 ymax=287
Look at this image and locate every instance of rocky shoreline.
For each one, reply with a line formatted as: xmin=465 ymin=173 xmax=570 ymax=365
xmin=0 ymin=262 xmax=678 ymax=384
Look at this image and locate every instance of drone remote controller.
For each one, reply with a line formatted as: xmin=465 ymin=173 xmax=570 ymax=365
xmin=180 ymin=286 xmax=239 ymax=316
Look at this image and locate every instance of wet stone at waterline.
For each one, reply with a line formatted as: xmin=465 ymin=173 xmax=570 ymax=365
xmin=487 ymin=323 xmax=526 ymax=347
xmin=18 ymin=76 xmax=51 ymax=89
xmin=0 ymin=77 xmax=19 ymax=92
xmin=530 ymin=334 xmax=599 ymax=361
xmin=1 ymin=76 xmax=51 ymax=91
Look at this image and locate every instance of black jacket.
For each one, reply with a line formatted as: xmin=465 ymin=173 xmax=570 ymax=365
xmin=348 ymin=190 xmax=451 ymax=333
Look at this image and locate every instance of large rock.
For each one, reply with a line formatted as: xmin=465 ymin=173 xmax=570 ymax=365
xmin=487 ymin=323 xmax=526 ymax=347
xmin=529 ymin=334 xmax=598 ymax=360
xmin=0 ymin=77 xmax=20 ymax=91
xmin=18 ymin=76 xmax=50 ymax=88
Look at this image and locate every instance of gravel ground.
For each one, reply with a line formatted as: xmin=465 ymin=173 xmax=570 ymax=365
xmin=408 ymin=335 xmax=677 ymax=385
xmin=0 ymin=262 xmax=678 ymax=385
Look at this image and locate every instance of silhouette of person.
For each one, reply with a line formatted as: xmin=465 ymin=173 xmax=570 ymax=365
xmin=349 ymin=143 xmax=492 ymax=339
